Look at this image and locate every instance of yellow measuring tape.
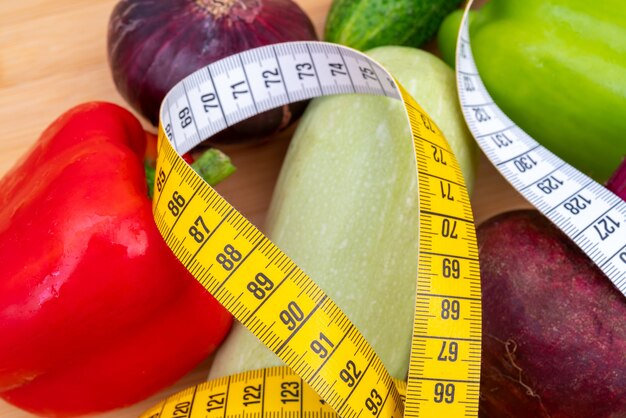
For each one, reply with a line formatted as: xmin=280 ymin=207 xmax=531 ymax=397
xmin=145 ymin=42 xmax=481 ymax=418
xmin=142 ymin=366 xmax=407 ymax=418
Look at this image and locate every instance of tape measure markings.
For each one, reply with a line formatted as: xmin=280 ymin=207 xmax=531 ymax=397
xmin=410 ymin=92 xmax=481 ymax=361
xmin=162 ymin=43 xmax=400 ymax=154
xmin=149 ymin=41 xmax=481 ymax=418
xmin=398 ymin=86 xmax=481 ymax=417
xmin=143 ymin=367 xmax=408 ymax=418
xmin=456 ymin=10 xmax=626 ymax=295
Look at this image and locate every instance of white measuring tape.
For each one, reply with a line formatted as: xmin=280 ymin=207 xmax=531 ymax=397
xmin=456 ymin=3 xmax=626 ymax=297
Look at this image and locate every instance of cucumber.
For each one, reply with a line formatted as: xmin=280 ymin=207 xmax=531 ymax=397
xmin=325 ymin=0 xmax=463 ymax=51
xmin=208 ymin=46 xmax=478 ymax=380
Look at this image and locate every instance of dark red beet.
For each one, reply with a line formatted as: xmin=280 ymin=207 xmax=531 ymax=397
xmin=607 ymin=157 xmax=626 ymax=199
xmin=477 ymin=210 xmax=626 ymax=418
xmin=107 ymin=0 xmax=317 ymax=143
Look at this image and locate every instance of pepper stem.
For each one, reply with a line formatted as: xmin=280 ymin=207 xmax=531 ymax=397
xmin=145 ymin=148 xmax=236 ymax=199
xmin=192 ymin=148 xmax=237 ymax=186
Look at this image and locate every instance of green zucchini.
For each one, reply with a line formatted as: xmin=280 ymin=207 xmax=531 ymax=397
xmin=325 ymin=0 xmax=463 ymax=51
xmin=208 ymin=46 xmax=478 ymax=380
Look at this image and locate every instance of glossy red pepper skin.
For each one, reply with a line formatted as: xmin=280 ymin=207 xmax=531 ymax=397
xmin=0 ymin=102 xmax=233 ymax=416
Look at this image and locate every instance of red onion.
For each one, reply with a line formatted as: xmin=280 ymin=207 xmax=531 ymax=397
xmin=107 ymin=0 xmax=317 ymax=144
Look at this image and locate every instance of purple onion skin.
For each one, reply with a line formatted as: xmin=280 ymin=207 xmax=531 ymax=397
xmin=107 ymin=0 xmax=317 ymax=144
xmin=475 ymin=166 xmax=626 ymax=418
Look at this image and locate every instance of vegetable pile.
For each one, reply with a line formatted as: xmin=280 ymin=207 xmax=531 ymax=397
xmin=1 ymin=0 xmax=625 ymax=416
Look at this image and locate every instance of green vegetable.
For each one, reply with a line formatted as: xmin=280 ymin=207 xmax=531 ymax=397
xmin=145 ymin=148 xmax=235 ymax=199
xmin=436 ymin=9 xmax=474 ymax=70
xmin=438 ymin=1 xmax=626 ymax=181
xmin=190 ymin=148 xmax=236 ymax=187
xmin=208 ymin=46 xmax=478 ymax=380
xmin=324 ymin=0 xmax=462 ymax=51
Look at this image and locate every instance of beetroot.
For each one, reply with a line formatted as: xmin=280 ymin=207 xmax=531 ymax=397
xmin=607 ymin=157 xmax=626 ymax=199
xmin=477 ymin=208 xmax=626 ymax=417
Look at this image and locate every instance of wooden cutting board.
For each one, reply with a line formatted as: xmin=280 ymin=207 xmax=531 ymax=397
xmin=0 ymin=0 xmax=529 ymax=416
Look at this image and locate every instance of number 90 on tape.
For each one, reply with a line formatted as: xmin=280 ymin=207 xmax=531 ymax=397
xmin=146 ymin=41 xmax=481 ymax=418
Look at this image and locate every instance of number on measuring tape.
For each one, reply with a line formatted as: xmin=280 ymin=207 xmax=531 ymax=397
xmin=310 ymin=332 xmax=334 ymax=358
xmin=456 ymin=2 xmax=626 ymax=296
xmin=142 ymin=366 xmax=407 ymax=418
xmin=437 ymin=341 xmax=459 ymax=362
xmin=167 ymin=191 xmax=185 ymax=216
xmin=189 ymin=215 xmax=210 ymax=243
xmin=145 ymin=40 xmax=482 ymax=418
xmin=247 ymin=272 xmax=274 ymax=299
xmin=433 ymin=383 xmax=455 ymax=404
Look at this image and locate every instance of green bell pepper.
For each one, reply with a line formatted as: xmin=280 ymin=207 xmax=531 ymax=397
xmin=438 ymin=1 xmax=626 ymax=181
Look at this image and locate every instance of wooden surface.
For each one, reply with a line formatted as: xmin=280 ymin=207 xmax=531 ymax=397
xmin=0 ymin=0 xmax=530 ymax=416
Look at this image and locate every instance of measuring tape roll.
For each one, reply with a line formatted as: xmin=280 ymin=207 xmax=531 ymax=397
xmin=147 ymin=41 xmax=481 ymax=418
xmin=456 ymin=2 xmax=626 ymax=296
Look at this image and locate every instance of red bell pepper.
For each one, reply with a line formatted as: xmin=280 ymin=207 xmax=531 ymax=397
xmin=0 ymin=102 xmax=233 ymax=416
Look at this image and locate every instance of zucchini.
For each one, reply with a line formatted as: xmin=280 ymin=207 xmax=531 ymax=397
xmin=208 ymin=46 xmax=478 ymax=380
